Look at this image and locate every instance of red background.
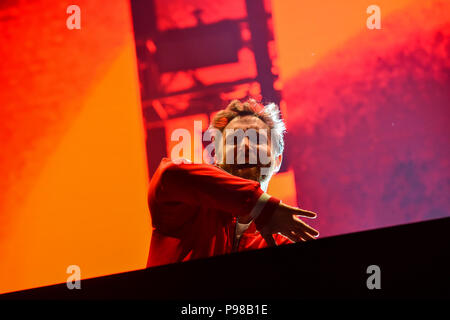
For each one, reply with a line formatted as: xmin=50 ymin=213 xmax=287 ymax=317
xmin=0 ymin=0 xmax=448 ymax=294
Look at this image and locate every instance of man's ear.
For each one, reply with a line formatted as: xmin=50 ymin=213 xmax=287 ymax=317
xmin=273 ymin=154 xmax=283 ymax=173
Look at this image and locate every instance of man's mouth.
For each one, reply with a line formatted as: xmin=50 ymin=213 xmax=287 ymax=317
xmin=234 ymin=163 xmax=258 ymax=169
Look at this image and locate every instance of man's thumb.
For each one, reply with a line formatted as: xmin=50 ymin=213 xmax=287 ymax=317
xmin=261 ymin=233 xmax=277 ymax=247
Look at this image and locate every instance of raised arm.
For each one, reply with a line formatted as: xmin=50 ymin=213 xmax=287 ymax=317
xmin=149 ymin=158 xmax=266 ymax=218
xmin=149 ymin=158 xmax=319 ymax=243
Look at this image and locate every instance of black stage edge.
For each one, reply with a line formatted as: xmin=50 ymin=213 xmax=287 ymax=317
xmin=1 ymin=217 xmax=449 ymax=302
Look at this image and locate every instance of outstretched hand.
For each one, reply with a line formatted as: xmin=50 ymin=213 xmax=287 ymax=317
xmin=258 ymin=202 xmax=319 ymax=247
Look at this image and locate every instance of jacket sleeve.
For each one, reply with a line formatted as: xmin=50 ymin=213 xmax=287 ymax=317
xmin=148 ymin=158 xmax=278 ymax=233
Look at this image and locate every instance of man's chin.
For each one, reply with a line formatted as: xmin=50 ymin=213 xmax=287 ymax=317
xmin=221 ymin=164 xmax=261 ymax=182
xmin=234 ymin=167 xmax=260 ymax=181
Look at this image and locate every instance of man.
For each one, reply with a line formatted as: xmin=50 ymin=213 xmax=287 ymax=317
xmin=146 ymin=99 xmax=319 ymax=267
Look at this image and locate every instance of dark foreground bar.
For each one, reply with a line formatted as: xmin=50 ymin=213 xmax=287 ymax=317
xmin=1 ymin=217 xmax=449 ymax=300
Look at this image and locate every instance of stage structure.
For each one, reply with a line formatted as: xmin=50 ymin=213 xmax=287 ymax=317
xmin=130 ymin=0 xmax=285 ymax=176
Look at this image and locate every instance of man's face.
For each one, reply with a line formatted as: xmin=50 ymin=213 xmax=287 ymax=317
xmin=217 ymin=116 xmax=279 ymax=183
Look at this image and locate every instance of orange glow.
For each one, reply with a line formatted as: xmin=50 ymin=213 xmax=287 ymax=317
xmin=267 ymin=169 xmax=298 ymax=207
xmin=0 ymin=0 xmax=149 ymax=294
xmin=272 ymin=0 xmax=419 ymax=80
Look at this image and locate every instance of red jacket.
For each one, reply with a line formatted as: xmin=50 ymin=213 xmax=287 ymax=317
xmin=146 ymin=158 xmax=291 ymax=268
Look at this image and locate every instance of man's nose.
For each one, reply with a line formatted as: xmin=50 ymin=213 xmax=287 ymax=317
xmin=237 ymin=137 xmax=257 ymax=161
xmin=244 ymin=136 xmax=250 ymax=150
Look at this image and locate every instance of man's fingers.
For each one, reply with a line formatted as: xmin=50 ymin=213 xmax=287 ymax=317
xmin=261 ymin=233 xmax=277 ymax=247
xmin=295 ymin=208 xmax=317 ymax=219
xmin=293 ymin=218 xmax=320 ymax=237
xmin=301 ymin=224 xmax=319 ymax=237
xmin=297 ymin=231 xmax=316 ymax=241
xmin=281 ymin=203 xmax=317 ymax=219
xmin=289 ymin=231 xmax=306 ymax=242
xmin=281 ymin=231 xmax=302 ymax=243
xmin=282 ymin=231 xmax=316 ymax=243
